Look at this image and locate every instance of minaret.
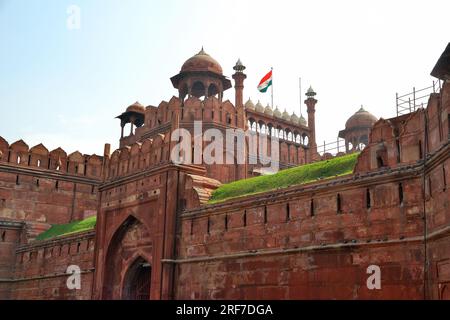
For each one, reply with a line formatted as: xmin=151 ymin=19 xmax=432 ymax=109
xmin=232 ymin=59 xmax=247 ymax=180
xmin=232 ymin=59 xmax=247 ymax=129
xmin=305 ymin=86 xmax=319 ymax=160
xmin=102 ymin=143 xmax=111 ymax=180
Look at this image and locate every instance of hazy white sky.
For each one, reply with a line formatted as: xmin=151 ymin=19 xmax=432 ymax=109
xmin=0 ymin=0 xmax=448 ymax=155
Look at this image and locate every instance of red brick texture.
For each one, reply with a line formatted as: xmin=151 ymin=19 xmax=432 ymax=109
xmin=8 ymin=231 xmax=95 ymax=300
xmin=174 ymin=81 xmax=449 ymax=300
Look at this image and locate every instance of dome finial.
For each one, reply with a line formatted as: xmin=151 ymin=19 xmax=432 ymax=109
xmin=233 ymin=58 xmax=246 ymax=72
xmin=199 ymin=46 xmax=206 ymax=55
xmin=306 ymin=85 xmax=316 ymax=97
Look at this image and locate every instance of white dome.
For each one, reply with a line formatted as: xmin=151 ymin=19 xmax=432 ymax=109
xmin=245 ymin=98 xmax=255 ymax=110
xmin=264 ymin=103 xmax=273 ymax=116
xmin=290 ymin=112 xmax=299 ymax=123
xmin=299 ymin=114 xmax=307 ymax=126
xmin=255 ymin=100 xmax=265 ymax=113
xmin=273 ymin=106 xmax=282 ymax=118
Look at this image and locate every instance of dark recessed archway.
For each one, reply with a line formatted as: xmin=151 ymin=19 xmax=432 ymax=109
xmin=208 ymin=83 xmax=219 ymax=97
xmin=192 ymin=81 xmax=205 ymax=98
xmin=122 ymin=256 xmax=151 ymax=300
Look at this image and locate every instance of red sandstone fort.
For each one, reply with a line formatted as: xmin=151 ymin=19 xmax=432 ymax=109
xmin=0 ymin=44 xmax=449 ymax=300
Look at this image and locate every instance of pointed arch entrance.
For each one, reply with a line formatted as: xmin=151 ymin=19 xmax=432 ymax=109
xmin=102 ymin=215 xmax=153 ymax=300
xmin=122 ymin=256 xmax=151 ymax=300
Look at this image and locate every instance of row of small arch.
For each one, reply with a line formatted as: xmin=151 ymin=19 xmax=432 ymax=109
xmin=247 ymin=119 xmax=310 ymax=145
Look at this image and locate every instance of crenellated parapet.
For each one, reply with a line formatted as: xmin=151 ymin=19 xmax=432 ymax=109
xmin=0 ymin=138 xmax=102 ymax=225
xmin=105 ymin=133 xmax=172 ymax=181
xmin=11 ymin=229 xmax=95 ymax=300
xmin=0 ymin=137 xmax=103 ymax=179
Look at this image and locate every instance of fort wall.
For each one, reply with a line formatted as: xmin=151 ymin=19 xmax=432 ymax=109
xmin=174 ymin=81 xmax=450 ymax=299
xmin=0 ymin=139 xmax=102 ymax=299
xmin=1 ymin=230 xmax=95 ymax=300
xmin=0 ymin=138 xmax=102 ymax=226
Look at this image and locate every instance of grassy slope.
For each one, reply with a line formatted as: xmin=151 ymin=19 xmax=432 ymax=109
xmin=209 ymin=152 xmax=359 ymax=204
xmin=34 ymin=154 xmax=358 ymax=239
xmin=35 ymin=215 xmax=97 ymax=241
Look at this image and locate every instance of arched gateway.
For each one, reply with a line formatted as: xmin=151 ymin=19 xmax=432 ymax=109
xmin=122 ymin=256 xmax=151 ymax=300
xmin=102 ymin=216 xmax=153 ymax=300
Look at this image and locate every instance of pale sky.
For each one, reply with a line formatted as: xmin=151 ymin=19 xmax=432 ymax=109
xmin=0 ymin=0 xmax=448 ymax=155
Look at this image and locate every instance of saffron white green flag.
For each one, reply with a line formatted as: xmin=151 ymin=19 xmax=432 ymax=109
xmin=257 ymin=70 xmax=272 ymax=93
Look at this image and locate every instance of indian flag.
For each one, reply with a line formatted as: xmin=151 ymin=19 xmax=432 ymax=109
xmin=257 ymin=70 xmax=272 ymax=93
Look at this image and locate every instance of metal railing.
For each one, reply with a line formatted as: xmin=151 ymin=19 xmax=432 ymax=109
xmin=317 ymin=80 xmax=443 ymax=157
xmin=396 ymin=80 xmax=442 ymax=116
xmin=317 ymin=138 xmax=347 ymax=156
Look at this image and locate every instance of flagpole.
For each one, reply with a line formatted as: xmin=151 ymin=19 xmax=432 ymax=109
xmin=271 ymin=67 xmax=274 ymax=109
